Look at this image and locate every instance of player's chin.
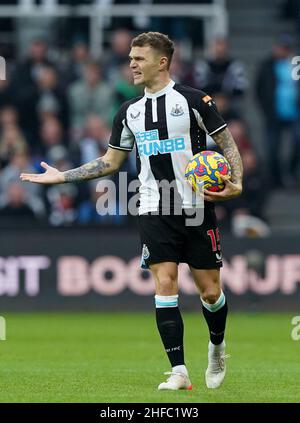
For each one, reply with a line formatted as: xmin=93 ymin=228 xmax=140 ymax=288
xmin=133 ymin=75 xmax=144 ymax=85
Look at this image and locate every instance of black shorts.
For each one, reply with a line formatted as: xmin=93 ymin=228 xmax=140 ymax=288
xmin=137 ymin=208 xmax=223 ymax=270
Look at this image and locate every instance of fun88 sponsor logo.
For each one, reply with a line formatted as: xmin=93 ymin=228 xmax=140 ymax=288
xmin=135 ymin=129 xmax=185 ymax=156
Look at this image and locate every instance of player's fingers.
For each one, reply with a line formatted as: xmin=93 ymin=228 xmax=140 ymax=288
xmin=204 ymin=189 xmax=231 ymax=202
xmin=41 ymin=161 xmax=50 ymax=170
xmin=196 ymin=190 xmax=205 ymax=200
xmin=203 ymin=194 xmax=214 ymax=202
xmin=20 ymin=174 xmax=41 ymax=182
xmin=203 ymin=191 xmax=218 ymax=201
xmin=203 ymin=189 xmax=225 ymax=197
xmin=20 ymin=173 xmax=34 ymax=180
xmin=219 ymin=173 xmax=230 ymax=180
xmin=219 ymin=174 xmax=233 ymax=184
xmin=207 ymin=190 xmax=227 ymax=197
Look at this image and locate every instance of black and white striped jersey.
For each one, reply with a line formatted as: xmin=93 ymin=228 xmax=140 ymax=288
xmin=108 ymin=79 xmax=227 ymax=214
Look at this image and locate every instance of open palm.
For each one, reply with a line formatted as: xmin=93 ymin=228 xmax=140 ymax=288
xmin=20 ymin=162 xmax=64 ymax=185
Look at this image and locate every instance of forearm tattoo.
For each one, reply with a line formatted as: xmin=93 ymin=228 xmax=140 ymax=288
xmin=212 ymin=128 xmax=243 ymax=184
xmin=64 ymin=158 xmax=111 ymax=182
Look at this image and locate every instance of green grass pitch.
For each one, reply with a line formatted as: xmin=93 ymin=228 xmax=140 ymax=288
xmin=0 ymin=312 xmax=299 ymax=402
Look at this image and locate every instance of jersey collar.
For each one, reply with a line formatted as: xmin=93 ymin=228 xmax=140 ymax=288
xmin=144 ymin=79 xmax=175 ymax=99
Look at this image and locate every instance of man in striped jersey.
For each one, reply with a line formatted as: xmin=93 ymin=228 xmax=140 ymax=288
xmin=21 ymin=32 xmax=243 ymax=391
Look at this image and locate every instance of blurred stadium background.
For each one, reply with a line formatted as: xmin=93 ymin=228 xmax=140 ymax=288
xmin=0 ymin=0 xmax=300 ymax=403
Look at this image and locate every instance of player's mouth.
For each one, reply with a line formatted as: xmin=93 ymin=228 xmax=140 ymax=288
xmin=133 ymin=72 xmax=142 ymax=78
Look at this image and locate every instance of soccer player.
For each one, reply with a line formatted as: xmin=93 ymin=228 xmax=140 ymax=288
xmin=21 ymin=32 xmax=243 ymax=391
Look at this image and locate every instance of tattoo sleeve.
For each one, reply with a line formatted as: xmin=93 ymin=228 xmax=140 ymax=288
xmin=63 ymin=158 xmax=112 ymax=182
xmin=212 ymin=127 xmax=243 ymax=184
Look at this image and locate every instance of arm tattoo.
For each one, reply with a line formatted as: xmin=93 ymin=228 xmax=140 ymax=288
xmin=64 ymin=158 xmax=111 ymax=182
xmin=212 ymin=128 xmax=243 ymax=184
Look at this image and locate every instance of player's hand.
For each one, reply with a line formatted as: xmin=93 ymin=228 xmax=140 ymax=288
xmin=203 ymin=175 xmax=242 ymax=202
xmin=20 ymin=162 xmax=64 ymax=185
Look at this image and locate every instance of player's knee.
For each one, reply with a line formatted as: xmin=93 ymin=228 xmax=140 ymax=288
xmin=201 ymin=290 xmax=221 ymax=304
xmin=157 ymin=276 xmax=177 ymax=295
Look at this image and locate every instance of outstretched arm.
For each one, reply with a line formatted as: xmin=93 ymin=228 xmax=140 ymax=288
xmin=20 ymin=147 xmax=128 ymax=184
xmin=205 ymin=127 xmax=243 ymax=201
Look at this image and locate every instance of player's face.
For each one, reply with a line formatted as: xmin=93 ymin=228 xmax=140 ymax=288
xmin=129 ymin=45 xmax=166 ymax=86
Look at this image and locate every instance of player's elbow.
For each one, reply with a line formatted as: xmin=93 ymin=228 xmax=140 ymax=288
xmin=109 ymin=161 xmax=122 ymax=174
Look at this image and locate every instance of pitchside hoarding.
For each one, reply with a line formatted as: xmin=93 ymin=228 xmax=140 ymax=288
xmin=0 ymin=228 xmax=299 ymax=311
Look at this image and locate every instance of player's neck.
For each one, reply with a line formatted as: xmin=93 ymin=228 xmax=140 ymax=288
xmin=145 ymin=75 xmax=172 ymax=94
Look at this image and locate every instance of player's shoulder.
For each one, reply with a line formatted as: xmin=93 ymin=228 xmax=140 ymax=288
xmin=119 ymin=96 xmax=144 ymax=113
xmin=173 ymin=83 xmax=207 ymax=97
xmin=173 ymin=83 xmax=209 ymax=103
xmin=113 ymin=95 xmax=144 ymax=122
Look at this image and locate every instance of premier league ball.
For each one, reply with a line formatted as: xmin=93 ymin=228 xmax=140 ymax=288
xmin=185 ymin=150 xmax=231 ymax=192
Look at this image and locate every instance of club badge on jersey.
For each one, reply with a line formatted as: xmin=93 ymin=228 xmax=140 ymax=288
xmin=170 ymin=104 xmax=184 ymax=116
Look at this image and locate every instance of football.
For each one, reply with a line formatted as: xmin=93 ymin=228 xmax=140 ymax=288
xmin=185 ymin=150 xmax=231 ymax=192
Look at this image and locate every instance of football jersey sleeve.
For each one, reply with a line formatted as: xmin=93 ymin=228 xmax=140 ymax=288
xmin=108 ymin=103 xmax=135 ymax=152
xmin=197 ymin=94 xmax=227 ymax=136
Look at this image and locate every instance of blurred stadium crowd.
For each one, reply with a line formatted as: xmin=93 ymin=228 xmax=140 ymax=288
xmin=0 ymin=7 xmax=299 ymax=234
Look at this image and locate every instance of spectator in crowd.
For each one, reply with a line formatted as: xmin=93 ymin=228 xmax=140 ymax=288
xmin=231 ymin=149 xmax=268 ymax=219
xmin=0 ymin=149 xmax=42 ymax=201
xmin=0 ymin=125 xmax=28 ymax=169
xmin=0 ymin=105 xmax=19 ymax=128
xmin=39 ymin=116 xmax=68 ymax=161
xmin=206 ymin=116 xmax=251 ymax=154
xmin=11 ymin=38 xmax=56 ymax=147
xmin=42 ymin=145 xmax=78 ymax=226
xmin=68 ymin=60 xmax=114 ymax=137
xmin=216 ymin=147 xmax=268 ymax=234
xmin=35 ymin=65 xmax=69 ymax=130
xmin=46 ymin=144 xmax=73 ymax=173
xmin=169 ymin=46 xmax=192 ymax=85
xmin=151 ymin=0 xmax=205 ymax=43
xmin=104 ymin=29 xmax=132 ymax=84
xmin=12 ymin=38 xmax=53 ymax=90
xmin=0 ymin=78 xmax=14 ymax=110
xmin=255 ymin=34 xmax=300 ymax=187
xmin=0 ymin=182 xmax=37 ymax=221
xmin=59 ymin=40 xmax=90 ymax=87
xmin=46 ymin=183 xmax=78 ymax=226
xmin=230 ymin=149 xmax=270 ymax=237
xmin=227 ymin=120 xmax=253 ymax=154
xmin=213 ymin=92 xmax=243 ymax=123
xmin=192 ymin=37 xmax=248 ymax=105
xmin=72 ymin=115 xmax=110 ymax=166
xmin=112 ymin=62 xmax=142 ymax=116
xmin=281 ymin=0 xmax=300 ymax=35
xmin=77 ymin=181 xmax=127 ymax=226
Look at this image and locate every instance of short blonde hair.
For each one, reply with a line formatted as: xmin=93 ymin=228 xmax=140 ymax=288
xmin=131 ymin=32 xmax=174 ymax=69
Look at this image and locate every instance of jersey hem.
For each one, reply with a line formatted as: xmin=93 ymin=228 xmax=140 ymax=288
xmin=108 ymin=144 xmax=132 ymax=152
xmin=208 ymin=123 xmax=227 ymax=136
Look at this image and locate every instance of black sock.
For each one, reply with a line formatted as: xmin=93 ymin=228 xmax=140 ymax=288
xmin=156 ymin=307 xmax=185 ymax=367
xmin=202 ymin=300 xmax=228 ymax=345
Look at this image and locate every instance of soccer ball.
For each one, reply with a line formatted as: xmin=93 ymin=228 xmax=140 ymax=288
xmin=185 ymin=150 xmax=231 ymax=192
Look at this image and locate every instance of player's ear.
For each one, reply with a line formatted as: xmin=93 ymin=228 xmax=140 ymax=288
xmin=159 ymin=56 xmax=168 ymax=71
